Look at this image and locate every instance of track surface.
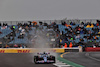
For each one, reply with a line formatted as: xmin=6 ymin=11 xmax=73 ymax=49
xmin=0 ymin=52 xmax=100 ymax=67
xmin=63 ymin=52 xmax=100 ymax=67
xmin=0 ymin=53 xmax=56 ymax=67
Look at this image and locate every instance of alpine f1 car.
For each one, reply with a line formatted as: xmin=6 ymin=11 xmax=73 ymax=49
xmin=34 ymin=52 xmax=55 ymax=64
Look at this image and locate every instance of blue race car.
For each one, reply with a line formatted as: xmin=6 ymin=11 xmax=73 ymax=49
xmin=34 ymin=52 xmax=55 ymax=64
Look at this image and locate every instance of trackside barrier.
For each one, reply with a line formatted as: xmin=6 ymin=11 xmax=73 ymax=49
xmin=64 ymin=46 xmax=82 ymax=52
xmin=0 ymin=47 xmax=82 ymax=53
xmin=85 ymin=47 xmax=100 ymax=52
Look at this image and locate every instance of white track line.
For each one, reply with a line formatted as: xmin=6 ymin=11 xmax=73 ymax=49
xmin=53 ymin=60 xmax=71 ymax=67
xmin=55 ymin=52 xmax=72 ymax=67
xmin=85 ymin=53 xmax=100 ymax=62
xmin=54 ymin=56 xmax=72 ymax=67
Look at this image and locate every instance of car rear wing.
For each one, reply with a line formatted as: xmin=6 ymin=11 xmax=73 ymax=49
xmin=37 ymin=53 xmax=50 ymax=55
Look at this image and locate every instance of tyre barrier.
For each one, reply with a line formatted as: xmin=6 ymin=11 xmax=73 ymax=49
xmin=85 ymin=47 xmax=100 ymax=52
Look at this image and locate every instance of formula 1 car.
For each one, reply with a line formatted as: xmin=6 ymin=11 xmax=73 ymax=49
xmin=34 ymin=52 xmax=55 ymax=64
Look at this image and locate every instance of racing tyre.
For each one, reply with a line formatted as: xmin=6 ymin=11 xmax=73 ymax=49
xmin=34 ymin=56 xmax=38 ymax=64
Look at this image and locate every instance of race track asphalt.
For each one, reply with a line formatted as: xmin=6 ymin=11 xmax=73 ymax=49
xmin=0 ymin=52 xmax=100 ymax=67
xmin=0 ymin=53 xmax=56 ymax=67
xmin=63 ymin=52 xmax=100 ymax=67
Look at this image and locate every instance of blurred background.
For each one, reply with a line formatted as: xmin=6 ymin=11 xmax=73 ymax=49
xmin=0 ymin=0 xmax=100 ymax=21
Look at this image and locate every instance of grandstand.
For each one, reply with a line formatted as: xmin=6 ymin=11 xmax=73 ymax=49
xmin=0 ymin=19 xmax=100 ymax=49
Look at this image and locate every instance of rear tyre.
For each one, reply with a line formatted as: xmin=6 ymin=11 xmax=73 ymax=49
xmin=50 ymin=56 xmax=55 ymax=63
xmin=53 ymin=57 xmax=55 ymax=63
xmin=34 ymin=56 xmax=38 ymax=64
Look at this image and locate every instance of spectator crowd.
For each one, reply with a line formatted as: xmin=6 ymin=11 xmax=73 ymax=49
xmin=0 ymin=20 xmax=100 ymax=48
